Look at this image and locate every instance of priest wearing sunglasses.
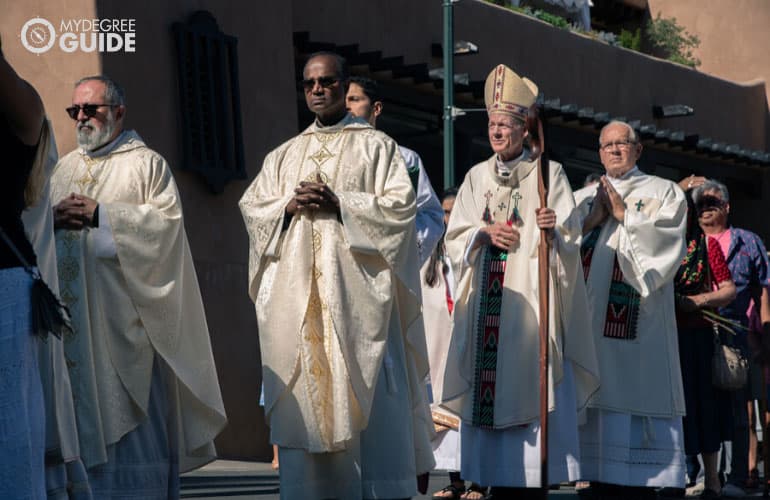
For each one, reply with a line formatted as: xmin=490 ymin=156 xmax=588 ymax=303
xmin=240 ymin=52 xmax=435 ymax=499
xmin=49 ymin=75 xmax=227 ymax=498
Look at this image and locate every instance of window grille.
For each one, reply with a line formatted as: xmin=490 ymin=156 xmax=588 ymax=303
xmin=173 ymin=11 xmax=245 ymax=193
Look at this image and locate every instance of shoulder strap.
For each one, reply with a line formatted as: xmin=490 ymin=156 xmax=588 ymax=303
xmin=0 ymin=227 xmax=33 ymax=273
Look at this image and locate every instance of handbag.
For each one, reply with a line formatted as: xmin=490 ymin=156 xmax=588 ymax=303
xmin=711 ymin=323 xmax=748 ymax=391
xmin=0 ymin=227 xmax=72 ymax=339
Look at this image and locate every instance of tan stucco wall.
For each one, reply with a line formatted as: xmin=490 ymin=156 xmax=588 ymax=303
xmin=2 ymin=0 xmax=299 ymax=460
xmin=1 ymin=0 xmax=101 ymax=154
xmin=648 ymin=0 xmax=770 ymax=114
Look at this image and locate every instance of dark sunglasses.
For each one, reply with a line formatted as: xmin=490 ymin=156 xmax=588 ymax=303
xmin=696 ymin=195 xmax=725 ymax=210
xmin=65 ymin=103 xmax=118 ymax=120
xmin=301 ymin=76 xmax=339 ymax=91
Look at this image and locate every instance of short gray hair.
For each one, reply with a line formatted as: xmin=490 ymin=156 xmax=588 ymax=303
xmin=75 ymin=75 xmax=126 ymax=106
xmin=693 ymin=179 xmax=730 ymax=204
xmin=599 ymin=120 xmax=638 ymax=145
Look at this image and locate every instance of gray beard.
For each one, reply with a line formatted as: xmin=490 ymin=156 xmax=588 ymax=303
xmin=77 ymin=120 xmax=116 ymax=151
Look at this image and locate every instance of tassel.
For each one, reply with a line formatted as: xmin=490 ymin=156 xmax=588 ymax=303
xmin=31 ymin=276 xmax=73 ymax=339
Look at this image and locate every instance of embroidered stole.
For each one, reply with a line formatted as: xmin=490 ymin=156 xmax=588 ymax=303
xmin=471 ymin=244 xmax=507 ymax=428
xmin=581 ymin=226 xmax=641 ymax=340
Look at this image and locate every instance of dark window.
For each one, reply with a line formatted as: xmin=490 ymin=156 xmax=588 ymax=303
xmin=173 ymin=11 xmax=245 ymax=193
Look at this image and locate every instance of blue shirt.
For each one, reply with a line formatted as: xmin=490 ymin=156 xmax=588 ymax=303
xmin=718 ymin=227 xmax=770 ymax=324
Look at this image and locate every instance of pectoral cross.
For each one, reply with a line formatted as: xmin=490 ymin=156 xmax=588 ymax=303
xmin=482 ymin=190 xmax=494 ymax=223
xmin=510 ymin=191 xmax=523 ymax=225
xmin=635 ymin=199 xmax=645 ymax=212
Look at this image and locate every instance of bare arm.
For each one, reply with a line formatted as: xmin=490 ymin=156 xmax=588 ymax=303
xmin=761 ymin=286 xmax=770 ymax=329
xmin=0 ymin=42 xmax=44 ymax=145
xmin=680 ymin=279 xmax=737 ymax=311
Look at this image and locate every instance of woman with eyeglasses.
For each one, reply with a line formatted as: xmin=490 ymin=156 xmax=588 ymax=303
xmin=673 ymin=177 xmax=737 ymax=499
xmin=0 ymin=35 xmax=47 ymax=499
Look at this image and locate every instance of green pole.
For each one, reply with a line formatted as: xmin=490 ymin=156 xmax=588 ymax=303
xmin=443 ymin=0 xmax=455 ymax=190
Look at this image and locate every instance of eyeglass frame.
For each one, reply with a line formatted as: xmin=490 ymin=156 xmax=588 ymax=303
xmin=300 ymin=76 xmax=341 ymax=91
xmin=65 ymin=103 xmax=120 ymax=120
xmin=599 ymin=139 xmax=638 ymax=152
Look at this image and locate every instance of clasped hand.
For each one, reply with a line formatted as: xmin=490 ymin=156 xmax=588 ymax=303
xmin=478 ymin=208 xmax=556 ymax=251
xmin=53 ymin=193 xmax=98 ymax=230
xmin=583 ymin=176 xmax=625 ymax=234
xmin=286 ymin=178 xmax=340 ymax=216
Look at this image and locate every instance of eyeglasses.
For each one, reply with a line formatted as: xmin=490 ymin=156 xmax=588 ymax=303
xmin=599 ymin=140 xmax=637 ymax=152
xmin=301 ymin=77 xmax=340 ymax=91
xmin=65 ymin=103 xmax=118 ymax=120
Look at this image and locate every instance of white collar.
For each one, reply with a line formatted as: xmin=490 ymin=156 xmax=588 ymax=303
xmin=495 ymin=149 xmax=529 ymax=177
xmin=607 ymin=165 xmax=640 ymax=186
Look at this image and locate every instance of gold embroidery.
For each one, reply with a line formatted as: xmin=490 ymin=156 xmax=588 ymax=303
xmin=314 ymin=131 xmax=341 ymax=144
xmin=68 ymin=154 xmax=104 ymax=192
xmin=305 ymin=171 xmax=330 ymax=184
xmin=309 ymin=146 xmax=334 ymax=169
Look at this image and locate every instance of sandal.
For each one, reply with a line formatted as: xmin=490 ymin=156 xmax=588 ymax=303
xmin=432 ymin=484 xmax=465 ymax=500
xmin=746 ymin=468 xmax=760 ymax=489
xmin=460 ymin=483 xmax=490 ymax=500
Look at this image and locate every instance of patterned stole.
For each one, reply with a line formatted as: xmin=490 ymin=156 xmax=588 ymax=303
xmin=471 ymin=244 xmax=507 ymax=428
xmin=580 ymin=226 xmax=641 ymax=340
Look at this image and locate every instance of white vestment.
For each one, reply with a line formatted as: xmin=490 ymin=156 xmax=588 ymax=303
xmin=50 ymin=131 xmax=227 ymax=480
xmin=440 ymin=152 xmax=600 ymax=487
xmin=399 ymin=146 xmax=443 ymax=264
xmin=574 ymin=166 xmax=687 ymax=487
xmin=239 ymin=114 xmax=434 ymax=499
xmin=421 ymin=253 xmax=461 ymax=471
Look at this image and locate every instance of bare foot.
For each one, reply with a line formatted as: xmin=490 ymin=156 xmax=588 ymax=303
xmin=271 ymin=444 xmax=279 ymax=470
xmin=432 ymin=483 xmax=465 ymax=498
xmin=460 ymin=486 xmax=488 ymax=500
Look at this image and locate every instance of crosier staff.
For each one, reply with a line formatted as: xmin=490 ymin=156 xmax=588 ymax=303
xmin=527 ymin=103 xmax=550 ymax=499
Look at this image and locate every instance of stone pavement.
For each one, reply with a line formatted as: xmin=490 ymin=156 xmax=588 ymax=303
xmin=180 ymin=460 xmax=577 ymax=499
xmin=180 ymin=460 xmax=770 ymax=499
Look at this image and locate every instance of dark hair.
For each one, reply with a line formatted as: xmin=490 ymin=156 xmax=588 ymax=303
xmin=442 ymin=187 xmax=458 ymax=201
xmin=425 ymin=186 xmax=459 ymax=288
xmin=75 ymin=75 xmax=126 ymax=105
xmin=348 ymin=76 xmax=381 ymax=102
xmin=304 ymin=51 xmax=349 ymax=82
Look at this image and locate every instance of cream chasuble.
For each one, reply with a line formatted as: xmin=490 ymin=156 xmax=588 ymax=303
xmin=50 ymin=130 xmax=227 ymax=470
xmin=440 ymin=154 xmax=599 ymax=428
xmin=239 ymin=115 xmax=433 ymax=469
xmin=574 ymin=168 xmax=687 ymax=417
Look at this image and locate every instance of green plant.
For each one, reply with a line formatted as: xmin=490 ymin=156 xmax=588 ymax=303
xmin=618 ymin=28 xmax=642 ymax=51
xmin=484 ymin=1 xmax=570 ymax=30
xmin=646 ymin=12 xmax=701 ymax=68
xmin=530 ymin=9 xmax=570 ymax=29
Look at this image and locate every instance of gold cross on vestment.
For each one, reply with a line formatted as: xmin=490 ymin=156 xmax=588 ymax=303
xmin=309 ymin=146 xmax=334 ymax=169
xmin=75 ymin=172 xmax=97 ymax=190
xmin=74 ymin=156 xmax=101 ymax=190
